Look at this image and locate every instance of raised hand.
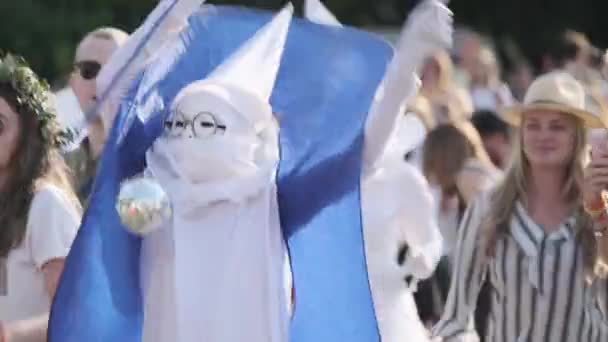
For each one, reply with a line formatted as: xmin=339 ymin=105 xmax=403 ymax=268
xmin=401 ymin=0 xmax=454 ymax=59
xmin=363 ymin=0 xmax=453 ymax=173
xmin=584 ymin=146 xmax=608 ymax=212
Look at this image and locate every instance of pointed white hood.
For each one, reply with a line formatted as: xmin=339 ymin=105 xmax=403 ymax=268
xmin=192 ymin=3 xmax=293 ymax=130
xmin=150 ymin=5 xmax=292 ymax=186
xmin=304 ymin=0 xmax=342 ymax=27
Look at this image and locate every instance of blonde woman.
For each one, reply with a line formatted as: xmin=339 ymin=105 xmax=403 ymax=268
xmin=468 ymin=46 xmax=514 ymax=112
xmin=409 ymin=94 xmax=437 ymax=133
xmin=432 ymin=71 xmax=608 ymax=341
xmin=420 ymin=50 xmax=474 ymax=124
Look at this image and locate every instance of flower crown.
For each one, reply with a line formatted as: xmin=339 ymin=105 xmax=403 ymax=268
xmin=0 ymin=54 xmax=75 ymax=148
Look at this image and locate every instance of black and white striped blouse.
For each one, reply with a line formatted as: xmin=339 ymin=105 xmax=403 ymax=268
xmin=432 ymin=193 xmax=608 ymax=342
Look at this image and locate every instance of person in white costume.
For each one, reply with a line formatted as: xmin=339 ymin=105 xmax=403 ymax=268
xmin=305 ymin=0 xmax=452 ymax=341
xmin=135 ymin=6 xmax=293 ymax=342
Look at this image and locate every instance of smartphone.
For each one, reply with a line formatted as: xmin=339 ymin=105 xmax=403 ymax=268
xmin=587 ymin=129 xmax=608 ymax=207
xmin=589 ymin=129 xmax=608 ymax=159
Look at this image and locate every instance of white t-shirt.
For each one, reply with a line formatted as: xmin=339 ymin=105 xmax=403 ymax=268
xmin=0 ymin=184 xmax=80 ymax=320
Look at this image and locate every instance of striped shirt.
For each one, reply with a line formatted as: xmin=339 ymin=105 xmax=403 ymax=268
xmin=432 ymin=193 xmax=608 ymax=342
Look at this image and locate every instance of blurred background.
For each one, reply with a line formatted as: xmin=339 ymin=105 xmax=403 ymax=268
xmin=1 ymin=0 xmax=607 ymax=83
xmin=2 ymin=0 xmax=607 ymax=133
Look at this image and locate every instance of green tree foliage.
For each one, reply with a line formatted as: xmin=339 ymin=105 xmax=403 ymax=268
xmin=0 ymin=0 xmax=605 ymax=84
xmin=0 ymin=0 xmax=159 ymax=84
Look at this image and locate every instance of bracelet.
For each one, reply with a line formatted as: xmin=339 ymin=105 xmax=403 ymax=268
xmin=584 ymin=197 xmax=607 ymax=215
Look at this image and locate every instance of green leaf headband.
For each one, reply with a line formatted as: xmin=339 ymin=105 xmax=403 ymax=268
xmin=0 ymin=54 xmax=75 ymax=148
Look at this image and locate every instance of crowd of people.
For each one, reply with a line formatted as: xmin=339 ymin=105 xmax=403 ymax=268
xmin=0 ymin=0 xmax=608 ymax=341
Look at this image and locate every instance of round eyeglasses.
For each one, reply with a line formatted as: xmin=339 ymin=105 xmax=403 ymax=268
xmin=163 ymin=111 xmax=227 ymax=138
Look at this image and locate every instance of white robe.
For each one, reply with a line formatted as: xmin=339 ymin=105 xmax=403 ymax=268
xmin=362 ymin=157 xmax=442 ymax=342
xmin=359 ymin=17 xmax=444 ymax=337
xmin=140 ymin=149 xmax=288 ymax=342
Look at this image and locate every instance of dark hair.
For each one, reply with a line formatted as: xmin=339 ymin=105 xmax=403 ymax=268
xmin=471 ymin=110 xmax=510 ymax=138
xmin=422 ymin=124 xmax=474 ymax=194
xmin=546 ymin=30 xmax=591 ymax=68
xmin=0 ymin=84 xmax=79 ymax=257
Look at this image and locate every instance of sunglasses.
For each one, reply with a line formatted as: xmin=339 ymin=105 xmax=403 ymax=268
xmin=73 ymin=60 xmax=102 ymax=80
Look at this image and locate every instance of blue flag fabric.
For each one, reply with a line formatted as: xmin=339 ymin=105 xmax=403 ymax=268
xmin=49 ymin=5 xmax=393 ymax=342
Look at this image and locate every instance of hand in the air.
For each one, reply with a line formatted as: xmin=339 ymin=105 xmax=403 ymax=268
xmin=403 ymin=0 xmax=454 ymax=57
xmin=584 ymin=144 xmax=608 ymax=208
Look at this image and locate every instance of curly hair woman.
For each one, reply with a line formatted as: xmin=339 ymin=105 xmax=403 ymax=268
xmin=0 ymin=55 xmax=81 ymax=342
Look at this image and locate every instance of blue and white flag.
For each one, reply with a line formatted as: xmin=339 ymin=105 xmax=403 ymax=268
xmin=49 ymin=5 xmax=393 ymax=342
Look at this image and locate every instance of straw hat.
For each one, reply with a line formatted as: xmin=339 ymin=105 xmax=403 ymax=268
xmin=502 ymin=71 xmax=606 ymax=128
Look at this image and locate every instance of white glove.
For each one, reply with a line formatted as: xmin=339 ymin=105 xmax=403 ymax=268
xmin=362 ymin=1 xmax=453 ymax=172
xmin=399 ymin=0 xmax=453 ymax=61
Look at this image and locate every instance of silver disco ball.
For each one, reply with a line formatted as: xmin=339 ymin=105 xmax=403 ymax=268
xmin=116 ymin=176 xmax=172 ymax=236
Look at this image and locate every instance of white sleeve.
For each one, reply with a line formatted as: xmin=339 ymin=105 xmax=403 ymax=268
xmin=363 ymin=1 xmax=451 ymax=174
xmin=26 ymin=186 xmax=81 ymax=268
xmin=398 ymin=165 xmax=443 ymax=280
xmin=362 ymin=59 xmax=420 ymax=175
